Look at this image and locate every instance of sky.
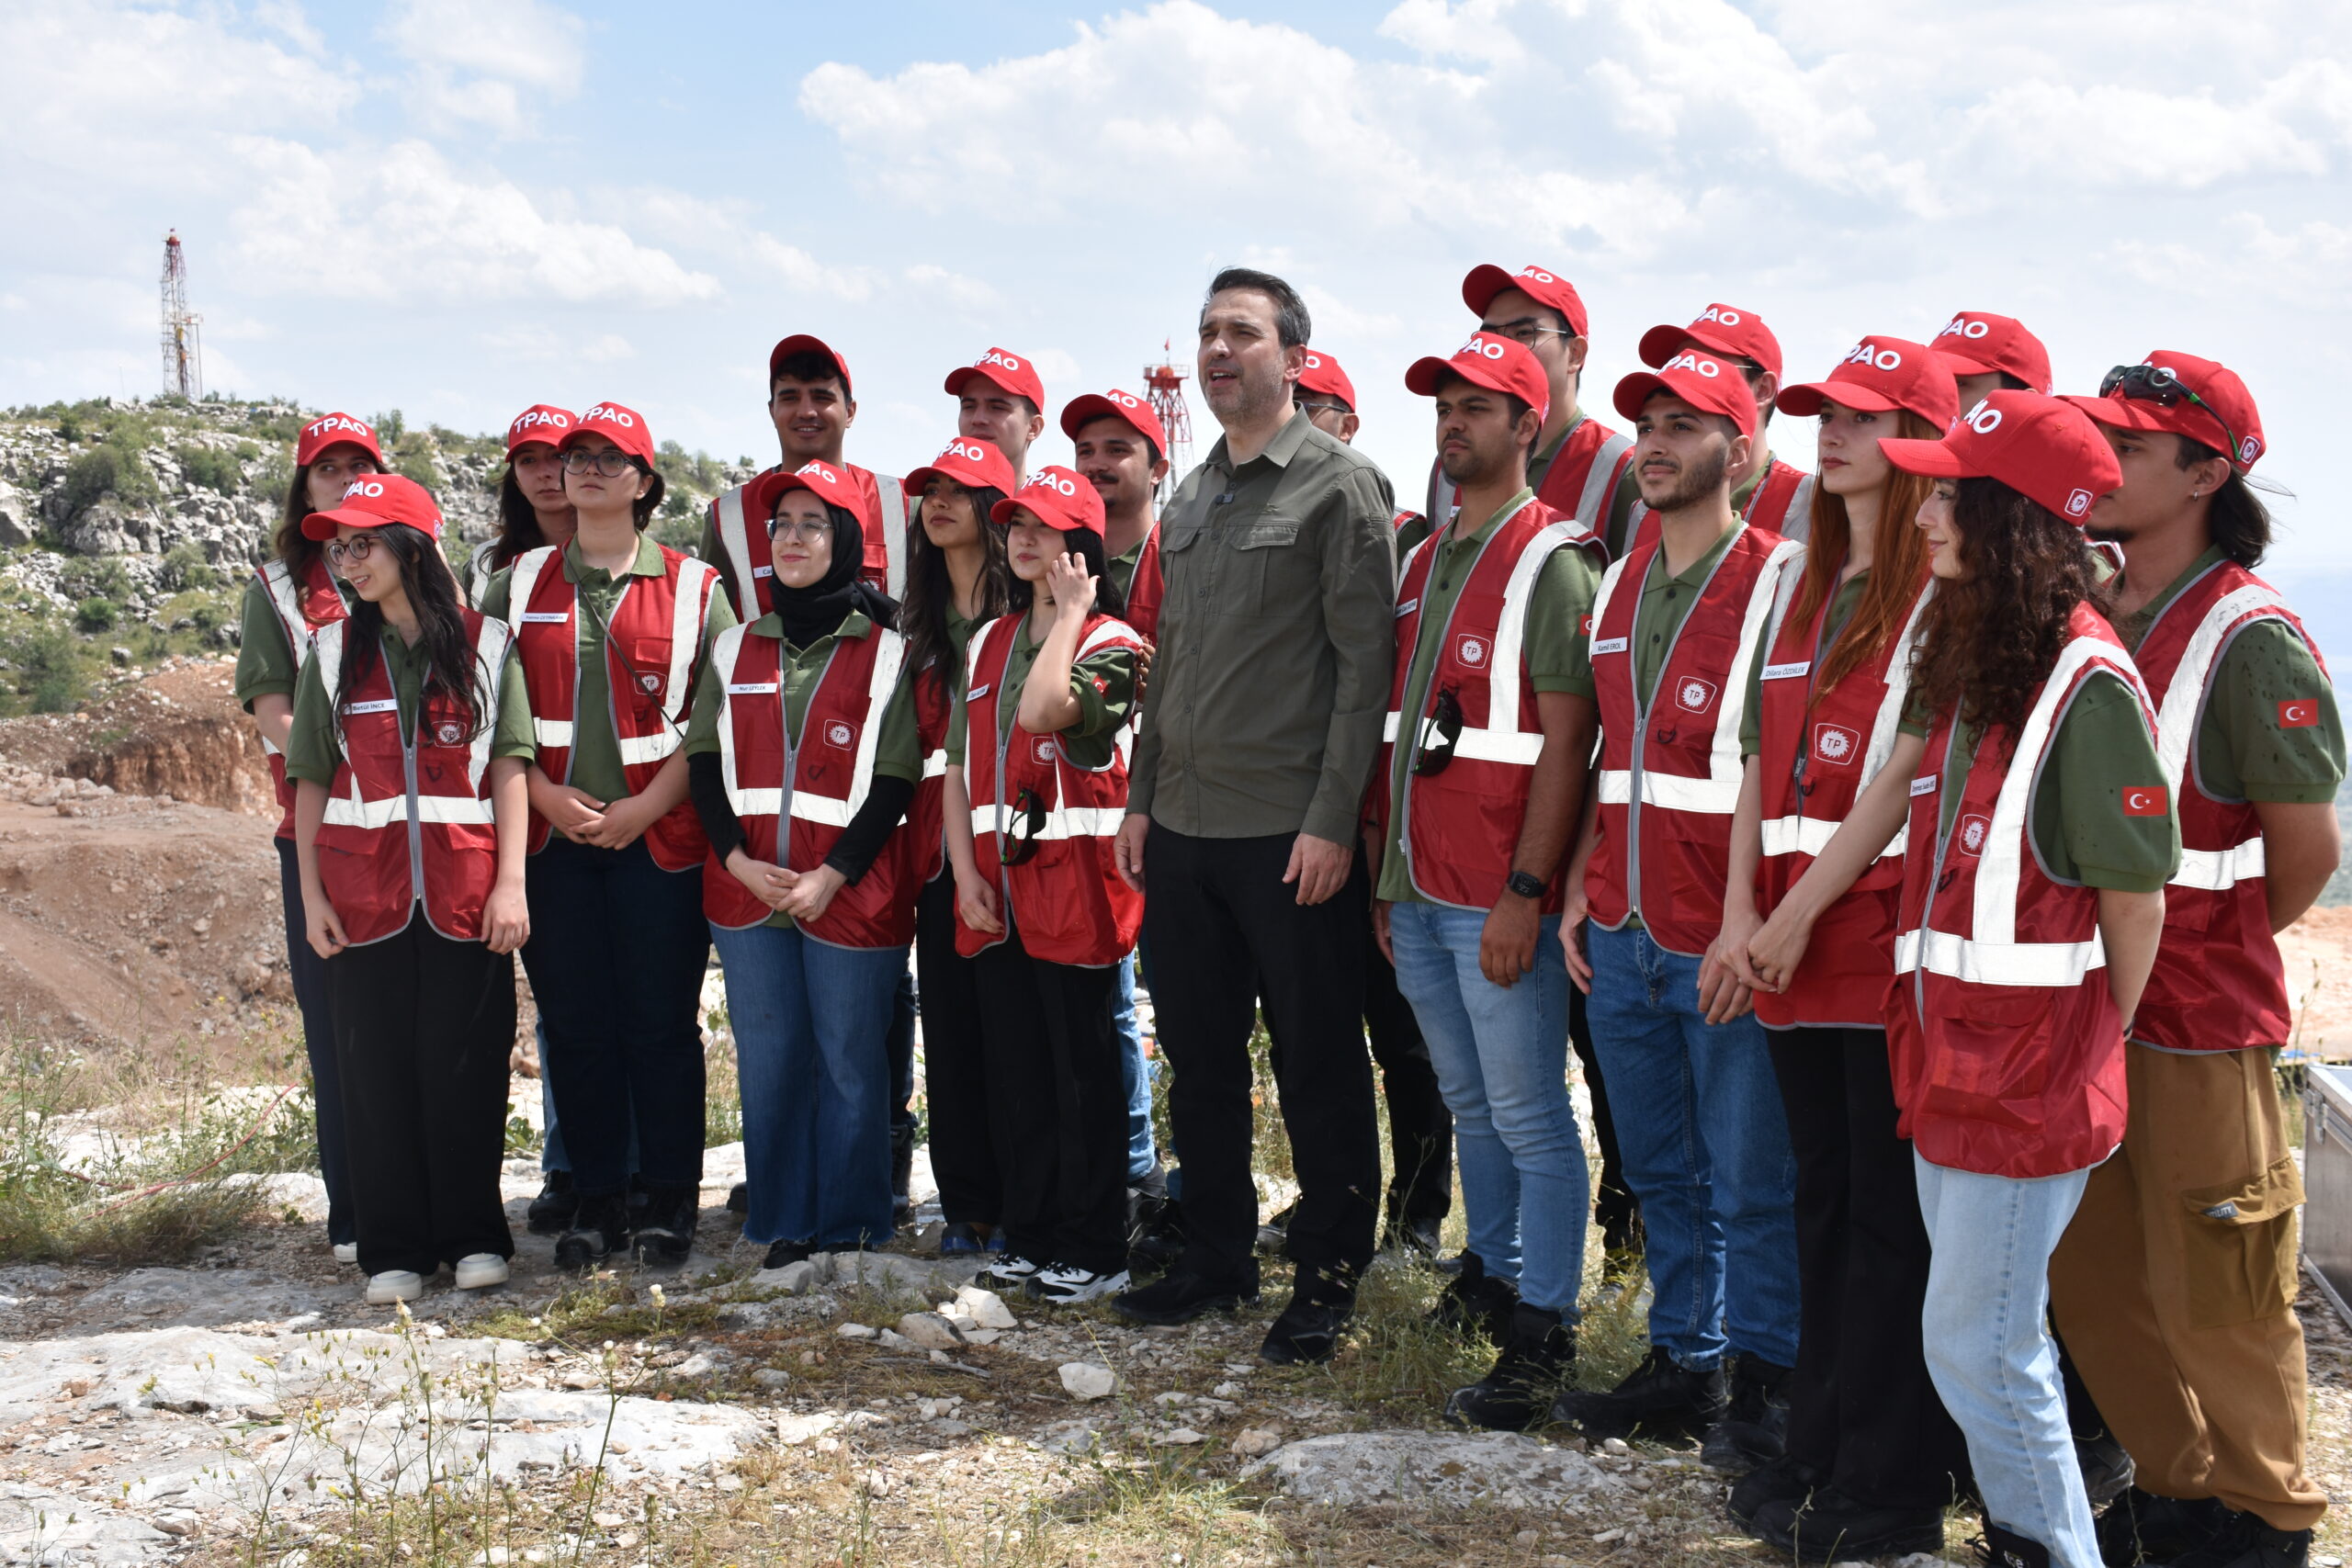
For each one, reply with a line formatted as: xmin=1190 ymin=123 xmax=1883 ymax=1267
xmin=4 ymin=1 xmax=2348 ymax=636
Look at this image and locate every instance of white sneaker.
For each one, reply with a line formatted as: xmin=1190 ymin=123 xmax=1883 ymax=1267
xmin=974 ymin=1256 xmax=1043 ymax=1293
xmin=332 ymin=1243 xmax=358 ymax=1265
xmin=453 ymin=1254 xmax=510 ymax=1291
xmin=365 ymin=1270 xmax=424 ymax=1304
xmin=1028 ymin=1265 xmax=1131 ymax=1305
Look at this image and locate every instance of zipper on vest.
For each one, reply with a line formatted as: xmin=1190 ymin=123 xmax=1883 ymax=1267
xmin=1626 ymin=525 xmax=1742 ymax=922
xmin=402 ymin=718 xmax=426 ymax=914
xmin=989 ymin=632 xmax=1021 ymax=936
xmin=1396 ymin=516 xmax=1513 ymax=908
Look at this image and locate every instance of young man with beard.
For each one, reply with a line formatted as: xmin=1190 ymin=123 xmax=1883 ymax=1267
xmin=1112 ymin=267 xmax=1396 ymax=1364
xmin=1634 ymin=305 xmax=1813 ymax=543
xmin=1551 ymin=352 xmax=1804 ymax=1466
xmin=951 ymin=347 xmax=1048 ymax=486
xmin=1067 ymin=389 xmax=1171 ymax=640
xmin=2049 ymin=355 xmax=2341 ymax=1568
xmin=1375 ymin=333 xmax=1602 ymax=1429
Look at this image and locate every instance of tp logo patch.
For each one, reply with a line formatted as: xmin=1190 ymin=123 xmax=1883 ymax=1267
xmin=1033 ymin=738 xmax=1057 ymax=764
xmin=435 ymin=720 xmax=464 ymax=747
xmin=637 ymin=672 xmax=662 ymax=696
xmin=2122 ymin=785 xmax=2168 ymax=817
xmin=1676 ymin=676 xmax=1717 ymax=714
xmin=1812 ymin=724 xmax=1859 ymax=765
xmin=1455 ymin=634 xmax=1488 ymax=668
xmin=1959 ymin=814 xmax=1991 ymax=856
xmin=824 ymin=721 xmax=854 ymax=750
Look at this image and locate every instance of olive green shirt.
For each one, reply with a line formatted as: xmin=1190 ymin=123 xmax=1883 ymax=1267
xmin=284 ymin=623 xmax=534 ymax=784
xmin=1629 ymin=521 xmax=1746 ymax=706
xmin=1128 ymin=410 xmax=1398 ymax=842
xmin=2108 ymin=546 xmax=2346 ymax=805
xmin=480 ymin=536 xmax=737 ymax=806
xmin=679 ymin=612 xmax=922 ymax=782
xmin=1443 ymin=413 xmax=1645 ymax=560
xmin=234 ymin=572 xmax=351 ymax=712
xmin=1377 ymin=489 xmax=1600 ymax=905
xmin=1107 ymin=534 xmax=1149 ymax=606
xmin=1739 ymin=570 xmax=1871 ymax=758
xmin=945 ymin=615 xmax=1138 ymax=771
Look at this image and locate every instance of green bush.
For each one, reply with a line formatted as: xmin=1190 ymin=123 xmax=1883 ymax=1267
xmin=60 ymin=442 xmax=160 ymax=517
xmin=175 ymin=444 xmax=243 ymax=496
xmin=159 ymin=542 xmax=218 ymax=592
xmin=61 ymin=557 xmax=131 ymax=602
xmin=372 ymin=408 xmax=406 ymax=442
xmin=3 ymin=622 xmax=93 ymax=714
xmin=74 ymin=597 xmax=117 ymax=633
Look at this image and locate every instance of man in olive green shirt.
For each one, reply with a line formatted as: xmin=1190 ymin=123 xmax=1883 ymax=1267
xmin=1111 ymin=269 xmax=1392 ymax=1364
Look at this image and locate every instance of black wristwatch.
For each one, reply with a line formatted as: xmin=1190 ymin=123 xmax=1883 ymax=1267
xmin=1506 ymin=871 xmax=1545 ymax=900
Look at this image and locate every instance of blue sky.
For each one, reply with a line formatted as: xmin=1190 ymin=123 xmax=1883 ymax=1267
xmin=5 ymin=1 xmax=2349 ymax=637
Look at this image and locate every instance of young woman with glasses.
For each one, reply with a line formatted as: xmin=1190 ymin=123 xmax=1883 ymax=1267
xmin=944 ymin=468 xmax=1144 ymax=1305
xmin=479 ymin=403 xmax=733 ymax=1273
xmin=684 ymin=461 xmax=920 ymax=1267
xmin=232 ymin=412 xmax=383 ymax=1269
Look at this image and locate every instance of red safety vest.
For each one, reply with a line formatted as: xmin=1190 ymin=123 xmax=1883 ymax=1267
xmin=908 ymin=660 xmax=953 ymax=886
xmin=255 ymin=558 xmax=348 ymax=839
xmin=2129 ymin=559 xmax=2326 ymax=1054
xmin=1627 ymin=456 xmax=1815 ymax=555
xmin=1888 ymin=606 xmax=2149 ymax=1178
xmin=506 ymin=545 xmax=717 ymax=872
xmin=956 ymin=613 xmax=1145 ymax=967
xmin=1586 ymin=522 xmax=1801 ymax=955
xmin=703 ymin=621 xmax=916 ymax=947
xmin=1430 ymin=416 xmax=1636 ymax=541
xmin=1124 ymin=526 xmax=1164 ymax=643
xmin=311 ymin=612 xmax=511 ymax=946
xmin=1376 ymin=496 xmax=1607 ymax=912
xmin=1750 ymin=568 xmax=1934 ymax=1029
xmin=707 ymin=464 xmax=909 ymax=614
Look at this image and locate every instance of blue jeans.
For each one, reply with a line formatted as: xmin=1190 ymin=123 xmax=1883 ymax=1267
xmin=1916 ymin=1155 xmax=2098 ymax=1567
xmin=710 ymin=921 xmax=905 ymax=1248
xmin=1585 ymin=923 xmax=1799 ymax=1368
xmin=1389 ymin=902 xmax=1585 ymax=1316
xmin=1115 ymin=952 xmax=1159 ymax=1185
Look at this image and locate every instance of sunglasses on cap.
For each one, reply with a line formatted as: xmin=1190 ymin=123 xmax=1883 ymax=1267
xmin=1412 ymin=688 xmax=1465 ymax=777
xmin=1000 ymin=785 xmax=1047 ymax=866
xmin=2098 ymin=364 xmax=2242 ymax=463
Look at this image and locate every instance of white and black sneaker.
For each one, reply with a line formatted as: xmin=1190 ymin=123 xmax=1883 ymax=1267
xmin=974 ymin=1256 xmax=1044 ymax=1294
xmin=1029 ymin=1265 xmax=1131 ymax=1305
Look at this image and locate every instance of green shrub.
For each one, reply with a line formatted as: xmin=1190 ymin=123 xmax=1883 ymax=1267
xmin=3 ymin=622 xmax=93 ymax=714
xmin=74 ymin=597 xmax=117 ymax=633
xmin=159 ymin=542 xmax=218 ymax=592
xmin=175 ymin=443 xmax=243 ymax=495
xmin=372 ymin=408 xmax=406 ymax=442
xmin=60 ymin=442 xmax=160 ymax=517
xmin=61 ymin=557 xmax=131 ymax=602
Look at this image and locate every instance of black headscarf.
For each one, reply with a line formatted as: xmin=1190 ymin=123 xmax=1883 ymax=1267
xmin=771 ymin=500 xmax=899 ymax=648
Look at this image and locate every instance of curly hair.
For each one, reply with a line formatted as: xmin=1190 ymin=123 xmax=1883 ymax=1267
xmin=1907 ymin=476 xmax=2097 ymax=738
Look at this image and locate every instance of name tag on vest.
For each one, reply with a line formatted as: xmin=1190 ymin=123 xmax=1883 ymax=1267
xmin=967 ymin=682 xmax=990 ymax=701
xmin=345 ymin=699 xmax=399 ymax=715
xmin=1910 ymin=775 xmax=1938 ymax=796
xmin=1592 ymin=637 xmax=1629 ymax=656
xmin=727 ymin=682 xmax=779 ymax=695
xmin=1395 ymin=598 xmax=1419 ymax=618
xmin=518 ymin=611 xmax=570 ymax=623
xmin=752 ymin=565 xmax=774 ymax=579
xmin=1762 ymin=660 xmax=1810 ymax=681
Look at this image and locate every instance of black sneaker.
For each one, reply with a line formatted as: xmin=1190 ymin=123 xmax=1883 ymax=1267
xmin=553 ymin=1192 xmax=629 ymax=1273
xmin=726 ymin=1182 xmax=749 ymax=1216
xmin=2159 ymin=1507 xmax=2310 ymax=1568
xmin=2077 ymin=1427 xmax=2138 ymax=1510
xmin=1428 ymin=1251 xmax=1519 ymax=1344
xmin=1726 ymin=1453 xmax=1824 ymax=1531
xmin=1127 ymin=1197 xmax=1189 ymax=1276
xmin=526 ymin=1169 xmax=578 ymax=1235
xmin=937 ymin=1222 xmax=989 ymax=1257
xmin=1700 ymin=1352 xmax=1792 ymax=1473
xmin=1751 ymin=1483 xmax=1946 ymax=1563
xmin=1254 ymin=1201 xmax=1295 ymax=1255
xmin=2097 ymin=1487 xmax=2231 ymax=1565
xmin=763 ymin=1238 xmax=813 ymax=1269
xmin=1979 ymin=1522 xmax=2052 ymax=1567
xmin=1382 ymin=1213 xmax=1443 ymax=1258
xmin=630 ymin=1184 xmax=698 ymax=1267
xmin=1116 ymin=1266 xmax=1259 ymax=1326
xmin=890 ymin=1123 xmax=916 ymax=1229
xmin=1548 ymin=1346 xmax=1727 ymax=1440
xmin=1260 ymin=1268 xmax=1356 ymax=1366
xmin=1445 ymin=1303 xmax=1576 ymax=1431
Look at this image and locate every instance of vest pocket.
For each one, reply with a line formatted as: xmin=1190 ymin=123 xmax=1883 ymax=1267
xmin=2180 ymin=1152 xmax=2304 ymax=1328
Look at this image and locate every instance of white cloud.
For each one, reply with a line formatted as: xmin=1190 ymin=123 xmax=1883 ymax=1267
xmin=381 ymin=0 xmax=585 ymax=133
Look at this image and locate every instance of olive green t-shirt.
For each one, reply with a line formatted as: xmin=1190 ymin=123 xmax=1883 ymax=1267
xmin=283 ymin=623 xmax=534 ymax=784
xmin=1739 ymin=570 xmax=1871 ymax=758
xmin=1107 ymin=536 xmax=1148 ymax=605
xmin=480 ymin=536 xmax=737 ymax=806
xmin=1377 ymin=489 xmax=1600 ymax=905
xmin=2108 ymin=546 xmax=2346 ymax=805
xmin=1629 ymin=521 xmax=1745 ymax=706
xmin=1523 ymin=414 xmax=1645 ymax=561
xmin=945 ymin=615 xmax=1138 ymax=771
xmin=234 ymin=571 xmax=352 ymax=713
xmin=679 ymin=612 xmax=923 ymax=784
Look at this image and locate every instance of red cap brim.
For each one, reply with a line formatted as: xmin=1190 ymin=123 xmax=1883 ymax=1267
xmin=301 ymin=506 xmax=404 ymax=541
xmin=1776 ymin=380 xmax=1908 ymax=419
xmin=2059 ymin=393 xmax=2171 ymax=434
xmin=1460 ymin=264 xmax=1516 ymax=318
xmin=1877 ymin=435 xmax=1973 ymax=479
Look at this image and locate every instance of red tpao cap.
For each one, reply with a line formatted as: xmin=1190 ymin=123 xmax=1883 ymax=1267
xmin=1776 ymin=336 xmax=1959 ymax=429
xmin=745 ymin=458 xmax=875 ymax=533
xmin=768 ymin=333 xmax=853 ymax=396
xmin=559 ymin=401 xmax=655 ymax=466
xmin=1639 ymin=303 xmax=1782 ymax=379
xmin=990 ymin=466 xmax=1105 ymax=538
xmin=1462 ymin=263 xmax=1589 ymax=338
xmin=945 ymin=346 xmax=1046 ymax=410
xmin=295 ymin=412 xmax=384 ymax=468
xmin=1060 ymin=389 xmax=1169 ymax=453
xmin=504 ymin=404 xmax=574 ymax=457
xmin=903 ymin=435 xmax=1018 ymax=499
xmin=301 ymin=472 xmax=443 ymax=541
xmin=1932 ymin=312 xmax=2053 ymax=395
xmin=1612 ymin=351 xmax=1760 ymax=439
xmin=2063 ymin=351 xmax=2266 ymax=471
xmin=1880 ymin=391 xmax=2121 ymax=525
xmin=1296 ymin=350 xmax=1357 ymax=410
xmin=1405 ymin=333 xmax=1552 ymax=425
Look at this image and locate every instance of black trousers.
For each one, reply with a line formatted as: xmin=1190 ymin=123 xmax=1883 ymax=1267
xmin=1144 ymin=827 xmax=1379 ymax=1282
xmin=277 ymin=836 xmax=353 ymax=1246
xmin=1769 ymin=1026 xmax=1969 ymax=1509
xmin=917 ymin=872 xmax=999 ymax=1225
xmin=1362 ymin=908 xmax=1452 ymax=1226
xmin=1571 ymin=986 xmax=1640 ymax=1252
xmin=520 ymin=837 xmax=710 ymax=1199
xmin=971 ymin=918 xmax=1128 ymax=1274
xmin=328 ymin=917 xmax=515 ymax=1278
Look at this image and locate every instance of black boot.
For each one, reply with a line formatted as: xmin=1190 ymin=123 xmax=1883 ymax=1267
xmin=630 ymin=1183 xmax=699 ymax=1267
xmin=526 ymin=1169 xmax=578 ymax=1236
xmin=2097 ymin=1487 xmax=2231 ymax=1565
xmin=1428 ymin=1251 xmax=1518 ymax=1344
xmin=1260 ymin=1266 xmax=1357 ymax=1366
xmin=2077 ymin=1427 xmax=2138 ymax=1511
xmin=1128 ymin=1194 xmax=1188 ymax=1276
xmin=2163 ymin=1507 xmax=2312 ymax=1568
xmin=1115 ymin=1260 xmax=1258 ymax=1325
xmin=726 ymin=1181 xmax=749 ymax=1215
xmin=1254 ymin=1201 xmax=1295 ymax=1255
xmin=1753 ymin=1484 xmax=1947 ymax=1562
xmin=554 ymin=1191 xmax=630 ymax=1273
xmin=1444 ymin=1303 xmax=1576 ymax=1431
xmin=1979 ymin=1524 xmax=2052 ymax=1567
xmin=1548 ymin=1345 xmax=1727 ymax=1440
xmin=1725 ymin=1454 xmax=1824 ymax=1531
xmin=1701 ymin=1351 xmax=1792 ymax=1473
xmin=890 ymin=1122 xmax=916 ymax=1229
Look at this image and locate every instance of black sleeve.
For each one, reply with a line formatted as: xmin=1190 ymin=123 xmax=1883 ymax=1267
xmin=688 ymin=750 xmax=745 ymax=866
xmin=825 ymin=774 xmax=915 ymax=885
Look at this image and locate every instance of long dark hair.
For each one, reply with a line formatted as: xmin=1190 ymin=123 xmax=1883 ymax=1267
xmin=488 ymin=468 xmax=553 ymax=571
xmin=334 ymin=525 xmax=484 ymax=746
xmin=2177 ymin=436 xmax=2272 ymax=569
xmin=903 ymin=482 xmax=1011 ymax=696
xmin=1908 ymin=477 xmax=2097 ymax=738
xmin=275 ymin=457 xmax=379 ymax=571
xmin=1008 ymin=527 xmax=1128 ymax=618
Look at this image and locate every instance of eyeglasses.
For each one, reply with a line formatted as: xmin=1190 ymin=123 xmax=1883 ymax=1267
xmin=561 ymin=447 xmax=639 ymax=477
xmin=1001 ymin=786 xmax=1047 ymax=866
xmin=1296 ymin=400 xmax=1350 ymax=420
xmin=1412 ymin=687 xmax=1464 ymax=777
xmin=2099 ymin=364 xmax=2241 ymax=460
xmin=323 ymin=534 xmax=382 ymax=569
xmin=1479 ymin=318 xmax=1574 ymax=348
xmin=767 ymin=517 xmax=833 ymax=543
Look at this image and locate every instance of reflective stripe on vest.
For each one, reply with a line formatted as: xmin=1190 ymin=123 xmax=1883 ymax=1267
xmin=2149 ymin=581 xmax=2283 ymax=894
xmin=969 ymin=619 xmax=1137 ymax=846
xmin=256 ymin=559 xmax=329 ymax=759
xmin=876 ymin=475 xmax=909 ymax=601
xmin=465 ymin=539 xmax=499 ymax=611
xmin=714 ymin=623 xmax=904 ymax=829
xmin=313 ymin=617 xmax=507 ymax=831
xmin=712 ymin=484 xmax=760 ymax=615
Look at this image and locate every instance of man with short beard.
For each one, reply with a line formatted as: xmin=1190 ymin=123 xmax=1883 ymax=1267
xmin=1550 ymin=351 xmax=1804 ymax=1461
xmin=1112 ymin=267 xmax=1396 ymax=1365
xmin=951 ymin=347 xmax=1048 ymax=485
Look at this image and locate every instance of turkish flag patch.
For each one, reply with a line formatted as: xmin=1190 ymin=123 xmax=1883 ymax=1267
xmin=2121 ymin=785 xmax=2169 ymax=817
xmin=2278 ymin=698 xmax=2319 ymax=728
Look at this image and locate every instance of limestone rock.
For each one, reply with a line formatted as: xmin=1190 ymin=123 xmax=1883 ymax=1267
xmin=895 ymin=1312 xmax=965 ymax=1351
xmin=1241 ymin=1429 xmax=1623 ymax=1509
xmin=1058 ymin=1361 xmax=1116 ymax=1401
xmin=953 ymin=1285 xmax=1018 ymax=1330
xmin=1229 ymin=1427 xmax=1283 ymax=1457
